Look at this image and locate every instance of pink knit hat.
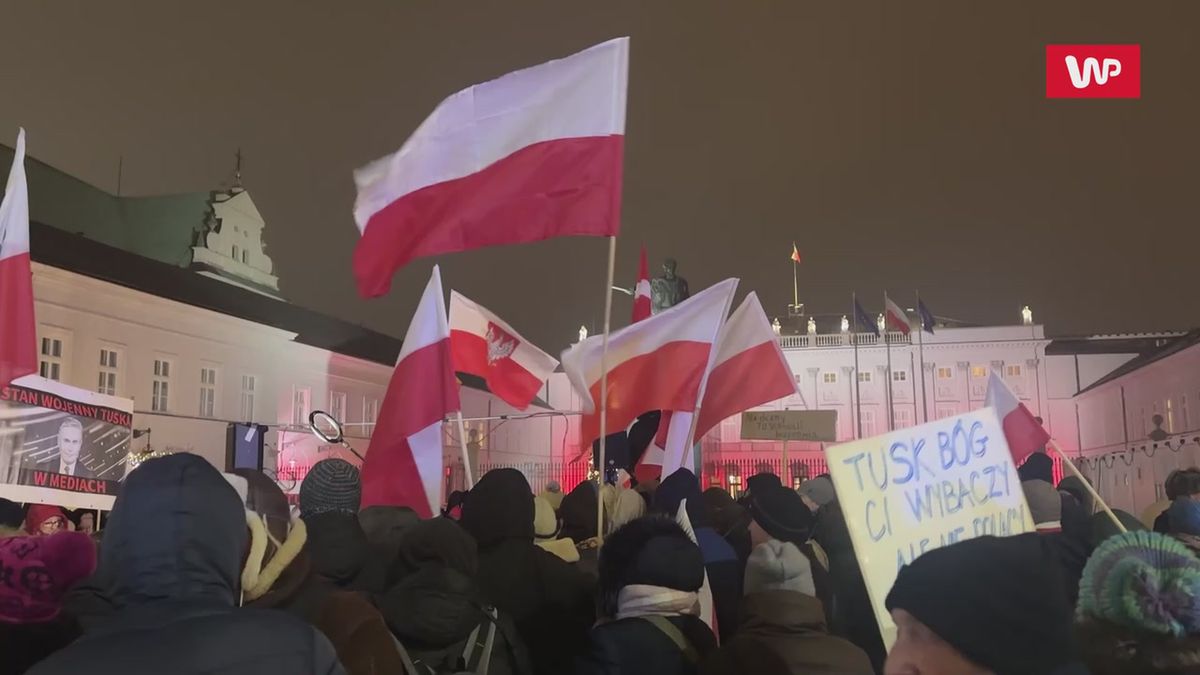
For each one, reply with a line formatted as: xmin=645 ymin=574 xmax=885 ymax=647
xmin=0 ymin=531 xmax=97 ymax=623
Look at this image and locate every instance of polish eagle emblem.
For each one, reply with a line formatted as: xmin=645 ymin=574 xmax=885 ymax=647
xmin=486 ymin=322 xmax=518 ymax=364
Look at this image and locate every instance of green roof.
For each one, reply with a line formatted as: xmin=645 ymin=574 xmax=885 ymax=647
xmin=0 ymin=144 xmax=211 ymax=268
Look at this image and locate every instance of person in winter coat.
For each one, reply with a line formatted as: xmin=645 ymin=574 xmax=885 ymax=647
xmin=29 ymin=453 xmax=344 ymax=675
xmin=701 ymin=539 xmax=872 ymax=675
xmin=654 ymin=469 xmax=741 ymax=645
xmin=701 ymin=488 xmax=751 ymax=568
xmin=558 ymin=480 xmax=601 ymax=575
xmin=797 ymin=475 xmax=836 ymax=514
xmin=812 ymin=499 xmax=886 ymax=672
xmin=885 ymin=534 xmax=1087 ymax=675
xmin=1167 ymin=496 xmax=1200 ymax=556
xmin=578 ymin=515 xmax=717 ymax=675
xmin=539 ymin=481 xmax=565 ymax=512
xmin=1023 ymin=474 xmax=1092 ymax=608
xmin=460 ymin=469 xmax=594 ymax=675
xmin=0 ymin=531 xmax=96 ymax=675
xmin=358 ymin=505 xmax=419 ymax=583
xmin=380 ymin=518 xmax=531 ymax=675
xmin=608 ymin=487 xmax=646 ymax=534
xmin=1152 ymin=469 xmax=1200 ymax=533
xmin=229 ymin=470 xmax=402 ymax=675
xmin=1075 ymin=531 xmax=1200 ymax=675
xmin=745 ymin=484 xmax=836 ymax=628
xmin=298 ymin=459 xmax=387 ymax=594
xmin=23 ymin=505 xmax=67 ymax=536
xmin=534 ymin=496 xmax=579 ymax=563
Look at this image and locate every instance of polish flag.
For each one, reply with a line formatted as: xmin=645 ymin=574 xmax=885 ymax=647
xmin=632 ymin=245 xmax=651 ymax=323
xmin=449 ymin=291 xmax=558 ymax=410
xmin=0 ymin=129 xmax=36 ymax=389
xmin=985 ymin=372 xmax=1049 ymax=466
xmin=693 ymin=293 xmax=800 ymax=441
xmin=352 ymin=38 xmax=629 ymax=298
xmin=360 ymin=266 xmax=460 ymax=517
xmin=562 ymin=278 xmax=738 ymax=452
xmin=883 ymin=295 xmax=911 ymax=335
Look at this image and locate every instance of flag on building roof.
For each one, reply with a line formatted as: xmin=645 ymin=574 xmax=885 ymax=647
xmin=449 ymin=291 xmax=558 ymax=410
xmin=632 ymin=244 xmax=651 ymax=323
xmin=985 ymin=372 xmax=1049 ymax=466
xmin=918 ymin=299 xmax=936 ymax=334
xmin=853 ymin=297 xmax=879 ymax=337
xmin=883 ymin=294 xmax=911 ymax=335
xmin=361 ymin=266 xmax=460 ymax=517
xmin=352 ymin=38 xmax=629 ymax=298
xmin=0 ymin=128 xmax=36 ymax=389
xmin=790 ymin=242 xmax=802 ymax=264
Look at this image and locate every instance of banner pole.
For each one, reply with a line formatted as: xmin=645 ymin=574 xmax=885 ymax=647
xmin=455 ymin=411 xmax=475 ymax=489
xmin=852 ymin=293 xmax=863 ymax=439
xmin=917 ymin=290 xmax=930 ymax=424
xmin=1048 ymin=438 xmax=1125 ymax=533
xmin=596 ymin=235 xmax=617 ymax=544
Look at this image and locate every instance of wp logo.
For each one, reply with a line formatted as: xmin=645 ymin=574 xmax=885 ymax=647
xmin=1046 ymin=45 xmax=1140 ymax=98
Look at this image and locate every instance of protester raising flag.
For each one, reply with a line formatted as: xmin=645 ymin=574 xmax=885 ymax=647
xmin=449 ymin=291 xmax=558 ymax=410
xmin=352 ymin=38 xmax=629 ymax=298
xmin=361 ymin=266 xmax=460 ymax=517
xmin=985 ymin=371 xmax=1050 ymax=466
xmin=883 ymin=294 xmax=911 ymax=335
xmin=0 ymin=128 xmax=36 ymax=389
xmin=561 ymin=278 xmax=738 ymax=452
xmin=632 ymin=244 xmax=651 ymax=323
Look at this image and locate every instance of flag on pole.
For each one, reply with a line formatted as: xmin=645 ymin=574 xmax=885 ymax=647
xmin=0 ymin=128 xmax=36 ymax=388
xmin=692 ymin=293 xmax=800 ymax=442
xmin=561 ymin=278 xmax=738 ymax=453
xmin=790 ymin=242 xmax=802 ymax=264
xmin=883 ymin=295 xmax=912 ymax=335
xmin=985 ymin=372 xmax=1050 ymax=466
xmin=632 ymin=244 xmax=651 ymax=323
xmin=853 ymin=298 xmax=879 ymax=337
xmin=361 ymin=266 xmax=460 ymax=517
xmin=352 ymin=38 xmax=630 ymax=298
xmin=449 ymin=291 xmax=558 ymax=410
xmin=918 ymin=299 xmax=936 ymax=334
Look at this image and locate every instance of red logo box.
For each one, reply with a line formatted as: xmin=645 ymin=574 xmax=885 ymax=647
xmin=1046 ymin=44 xmax=1140 ymax=98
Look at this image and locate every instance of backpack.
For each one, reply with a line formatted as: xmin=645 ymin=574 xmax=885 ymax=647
xmin=393 ymin=607 xmax=500 ymax=675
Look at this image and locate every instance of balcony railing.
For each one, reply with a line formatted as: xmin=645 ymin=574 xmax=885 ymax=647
xmin=778 ymin=331 xmax=911 ymax=349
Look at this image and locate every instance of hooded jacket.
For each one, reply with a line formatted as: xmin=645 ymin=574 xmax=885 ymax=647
xmin=29 ymin=454 xmax=344 ymax=675
xmin=461 ymin=469 xmax=594 ymax=675
xmin=812 ymin=500 xmax=886 ymax=672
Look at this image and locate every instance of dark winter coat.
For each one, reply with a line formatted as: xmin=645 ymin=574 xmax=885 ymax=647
xmin=576 ymin=615 xmax=717 ymax=675
xmin=303 ymin=512 xmax=388 ymax=595
xmin=812 ymin=501 xmax=886 ymax=673
xmin=701 ymin=592 xmax=873 ymax=675
xmin=461 ymin=469 xmax=594 ymax=675
xmin=0 ymin=616 xmax=80 ymax=675
xmin=29 ymin=454 xmax=344 ymax=675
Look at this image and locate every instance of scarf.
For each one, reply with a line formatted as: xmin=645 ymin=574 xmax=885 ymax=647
xmin=616 ymin=584 xmax=700 ymax=620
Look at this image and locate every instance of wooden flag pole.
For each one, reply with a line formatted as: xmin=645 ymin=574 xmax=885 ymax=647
xmin=1047 ymin=438 xmax=1126 ymax=533
xmin=596 ymin=236 xmax=618 ymax=543
xmin=455 ymin=410 xmax=475 ymax=489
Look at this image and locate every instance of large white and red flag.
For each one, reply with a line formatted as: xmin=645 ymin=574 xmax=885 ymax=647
xmin=361 ymin=266 xmax=460 ymax=517
xmin=883 ymin=294 xmax=911 ymax=335
xmin=562 ymin=278 xmax=738 ymax=453
xmin=632 ymin=245 xmax=651 ymax=323
xmin=449 ymin=291 xmax=558 ymax=410
xmin=0 ymin=128 xmax=36 ymax=388
xmin=985 ymin=371 xmax=1050 ymax=466
xmin=352 ymin=38 xmax=629 ymax=298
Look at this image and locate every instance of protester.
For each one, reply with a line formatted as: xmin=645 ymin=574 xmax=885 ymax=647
xmin=884 ymin=534 xmax=1086 ymax=675
xmin=0 ymin=531 xmax=96 ymax=675
xmin=23 ymin=505 xmax=67 ymax=536
xmin=797 ymin=475 xmax=836 ymax=514
xmin=742 ymin=472 xmax=781 ymax=502
xmin=1156 ymin=469 xmax=1200 ymax=534
xmin=608 ymin=486 xmax=647 ymax=534
xmin=539 ymin=480 xmax=565 ymax=511
xmin=534 ymin=495 xmax=579 ymax=563
xmin=1075 ymin=530 xmax=1200 ymax=674
xmin=29 ymin=453 xmax=344 ymax=674
xmin=380 ymin=518 xmax=531 ymax=675
xmin=654 ymin=469 xmax=742 ymax=644
xmin=460 ymin=468 xmax=594 ymax=675
xmin=745 ymin=483 xmax=835 ymax=626
xmin=700 ymin=539 xmax=872 ymax=675
xmin=0 ymin=498 xmax=22 ymax=538
xmin=578 ymin=515 xmax=716 ymax=675
xmin=444 ymin=490 xmax=468 ymax=520
xmin=559 ymin=480 xmax=601 ymax=574
xmin=700 ymin=487 xmax=751 ymax=566
xmin=1167 ymin=496 xmax=1200 ymax=556
xmin=298 ymin=459 xmax=386 ymax=594
xmin=358 ymin=505 xmax=419 ymax=584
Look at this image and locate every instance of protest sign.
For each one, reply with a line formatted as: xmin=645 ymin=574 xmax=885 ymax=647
xmin=0 ymin=376 xmax=131 ymax=509
xmin=824 ymin=407 xmax=1034 ymax=647
xmin=740 ymin=410 xmax=837 ymax=442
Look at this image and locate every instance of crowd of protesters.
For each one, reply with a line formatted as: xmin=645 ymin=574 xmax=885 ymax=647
xmin=1 ymin=452 xmax=1199 ymax=675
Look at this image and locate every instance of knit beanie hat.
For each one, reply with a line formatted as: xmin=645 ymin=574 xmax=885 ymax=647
xmin=746 ymin=472 xmax=782 ymax=496
xmin=23 ymin=505 xmax=67 ymax=535
xmin=0 ymin=531 xmax=97 ymax=623
xmin=748 ymin=484 xmax=814 ymax=544
xmin=797 ymin=476 xmax=836 ymax=510
xmin=885 ymin=534 xmax=1076 ymax=675
xmin=299 ymin=459 xmax=361 ymax=518
xmin=1077 ymin=530 xmax=1200 ymax=638
xmin=1022 ymin=480 xmax=1062 ymax=528
xmin=744 ymin=539 xmax=815 ymax=596
xmin=1168 ymin=498 xmax=1200 ymax=536
xmin=533 ymin=496 xmax=558 ymax=539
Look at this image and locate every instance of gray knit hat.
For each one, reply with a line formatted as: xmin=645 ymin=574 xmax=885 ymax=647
xmin=299 ymin=459 xmax=361 ymax=517
xmin=797 ymin=476 xmax=836 ymax=510
xmin=744 ymin=539 xmax=815 ymax=596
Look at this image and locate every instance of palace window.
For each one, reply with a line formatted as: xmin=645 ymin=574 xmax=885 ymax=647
xmin=97 ymin=347 xmax=120 ymax=395
xmin=152 ymin=359 xmax=172 ymax=412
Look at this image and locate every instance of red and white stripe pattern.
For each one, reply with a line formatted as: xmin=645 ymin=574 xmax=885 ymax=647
xmin=0 ymin=128 xmax=36 ymax=388
xmin=632 ymin=244 xmax=651 ymax=323
xmin=985 ymin=372 xmax=1050 ymax=466
xmin=352 ymin=38 xmax=629 ymax=298
xmin=562 ymin=278 xmax=737 ymax=450
xmin=883 ymin=295 xmax=911 ymax=335
xmin=360 ymin=266 xmax=461 ymax=517
xmin=449 ymin=291 xmax=558 ymax=410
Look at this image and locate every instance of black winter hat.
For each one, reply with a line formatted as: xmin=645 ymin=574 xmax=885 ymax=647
xmin=885 ymin=534 xmax=1076 ymax=675
xmin=600 ymin=515 xmax=704 ymax=597
xmin=1017 ymin=452 xmax=1054 ymax=484
xmin=748 ymin=484 xmax=814 ymax=544
xmin=459 ymin=468 xmax=534 ymax=546
xmin=746 ymin=472 xmax=782 ymax=496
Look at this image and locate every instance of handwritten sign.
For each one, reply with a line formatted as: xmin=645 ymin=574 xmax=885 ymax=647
xmin=824 ymin=407 xmax=1033 ymax=648
xmin=740 ymin=410 xmax=838 ymax=442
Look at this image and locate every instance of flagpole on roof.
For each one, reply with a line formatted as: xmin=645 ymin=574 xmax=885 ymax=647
xmin=852 ymin=293 xmax=863 ymax=439
xmin=596 ymin=235 xmax=617 ymax=543
xmin=884 ymin=291 xmax=895 ymax=432
xmin=916 ymin=289 xmax=929 ymax=423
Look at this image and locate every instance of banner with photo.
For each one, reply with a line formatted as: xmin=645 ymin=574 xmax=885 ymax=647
xmin=0 ymin=376 xmax=132 ymax=510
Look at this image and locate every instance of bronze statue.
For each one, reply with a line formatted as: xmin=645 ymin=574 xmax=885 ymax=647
xmin=650 ymin=258 xmax=689 ymax=314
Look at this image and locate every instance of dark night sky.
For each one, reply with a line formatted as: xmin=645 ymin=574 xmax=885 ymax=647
xmin=3 ymin=1 xmax=1198 ymax=352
